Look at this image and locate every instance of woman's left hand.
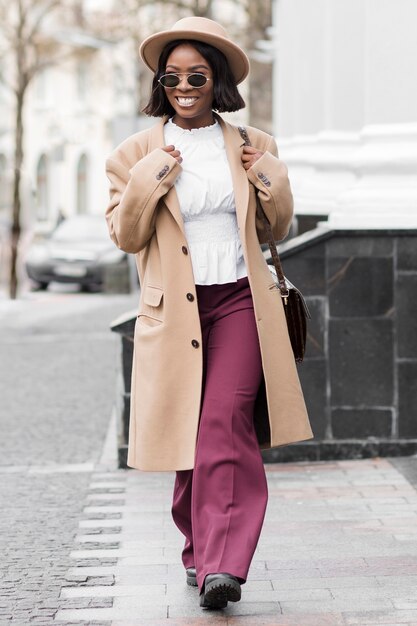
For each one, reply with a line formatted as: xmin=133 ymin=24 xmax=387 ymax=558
xmin=241 ymin=146 xmax=264 ymax=170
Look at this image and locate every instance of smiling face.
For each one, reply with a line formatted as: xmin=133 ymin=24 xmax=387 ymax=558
xmin=163 ymin=43 xmax=215 ymax=130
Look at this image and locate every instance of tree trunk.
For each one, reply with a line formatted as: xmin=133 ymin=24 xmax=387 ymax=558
xmin=9 ymin=87 xmax=25 ymax=300
xmin=245 ymin=0 xmax=273 ymax=132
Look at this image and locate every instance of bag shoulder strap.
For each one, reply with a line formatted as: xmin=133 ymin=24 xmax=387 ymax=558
xmin=238 ymin=126 xmax=289 ymax=302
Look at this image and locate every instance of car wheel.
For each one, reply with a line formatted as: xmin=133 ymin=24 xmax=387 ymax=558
xmin=80 ymin=283 xmax=101 ymax=293
xmin=31 ymin=281 xmax=49 ymax=291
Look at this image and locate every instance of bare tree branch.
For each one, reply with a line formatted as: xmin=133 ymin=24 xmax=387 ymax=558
xmin=26 ymin=0 xmax=63 ymax=44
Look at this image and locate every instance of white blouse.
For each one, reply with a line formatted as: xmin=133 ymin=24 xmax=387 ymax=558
xmin=164 ymin=118 xmax=248 ymax=285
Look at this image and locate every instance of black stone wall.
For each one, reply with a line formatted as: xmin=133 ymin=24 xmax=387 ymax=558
xmin=262 ymin=228 xmax=417 ymax=462
xmin=112 ymin=228 xmax=417 ymax=467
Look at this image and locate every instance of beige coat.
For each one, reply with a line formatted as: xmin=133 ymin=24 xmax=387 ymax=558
xmin=105 ymin=113 xmax=313 ymax=471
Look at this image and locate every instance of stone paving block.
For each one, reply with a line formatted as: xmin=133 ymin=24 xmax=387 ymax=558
xmin=366 ymin=556 xmax=417 ymax=567
xmin=117 ymin=534 xmax=169 ymax=545
xmin=75 ymin=534 xmax=124 ymax=543
xmin=224 ymin=601 xmax=283 ymax=617
xmin=78 ymin=519 xmax=162 ymax=531
xmin=227 ymin=615 xmax=345 ymax=625
xmin=394 ymin=600 xmax=417 ymax=610
xmin=61 ymin=583 xmax=165 ymax=598
xmin=331 ymin=586 xmax=417 ymax=601
xmin=93 ymin=472 xmax=127 ymax=479
xmin=112 ymin=619 xmax=227 ymax=625
xmin=353 ymin=623 xmax=415 ymax=626
xmin=239 ymin=579 xmax=274 ymax=592
xmin=89 ymin=481 xmax=127 ymax=489
xmin=280 ymin=597 xmax=395 ymax=613
xmin=264 ymin=567 xmax=323 ymax=580
xmin=244 ymin=587 xmax=332 ymax=602
xmin=115 ymin=575 xmax=171 ymax=588
xmin=343 ymin=609 xmax=417 ymax=623
xmin=169 ymin=601 xmax=281 ymax=618
xmin=86 ymin=494 xmax=126 ymax=501
xmin=271 ymin=575 xmax=380 ymax=590
xmin=376 ymin=575 xmax=417 ymax=587
xmin=121 ymin=554 xmax=179 ymax=566
xmin=265 ymin=557 xmax=316 ymax=569
xmin=55 ymin=603 xmax=168 ymax=621
xmin=70 ymin=548 xmax=125 ymax=559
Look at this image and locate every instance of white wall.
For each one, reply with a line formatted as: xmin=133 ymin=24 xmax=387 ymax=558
xmin=273 ymin=0 xmax=417 ymax=228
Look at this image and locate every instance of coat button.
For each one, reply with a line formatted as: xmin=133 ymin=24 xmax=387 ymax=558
xmin=186 ymin=293 xmax=194 ymax=302
xmin=182 ymin=246 xmax=188 ymax=255
xmin=191 ymin=339 xmax=199 ymax=348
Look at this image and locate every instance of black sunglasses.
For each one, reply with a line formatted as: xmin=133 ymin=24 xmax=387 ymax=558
xmin=158 ymin=73 xmax=211 ymax=88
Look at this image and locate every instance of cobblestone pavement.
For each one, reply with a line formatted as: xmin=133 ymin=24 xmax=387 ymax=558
xmin=0 ymin=291 xmax=136 ymax=466
xmin=0 ymin=291 xmax=135 ymax=625
xmin=2 ymin=291 xmax=417 ymax=625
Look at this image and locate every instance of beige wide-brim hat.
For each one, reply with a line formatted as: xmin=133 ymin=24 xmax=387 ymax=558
xmin=139 ymin=17 xmax=250 ymax=84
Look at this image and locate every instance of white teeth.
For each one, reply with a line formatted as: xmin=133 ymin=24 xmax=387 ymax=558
xmin=176 ymin=97 xmax=197 ymax=107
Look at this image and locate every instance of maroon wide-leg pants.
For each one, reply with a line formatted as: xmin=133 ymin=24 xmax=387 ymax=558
xmin=171 ymin=276 xmax=269 ymax=591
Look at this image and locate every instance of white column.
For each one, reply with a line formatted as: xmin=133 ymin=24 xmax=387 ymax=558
xmin=273 ymin=0 xmax=417 ymax=228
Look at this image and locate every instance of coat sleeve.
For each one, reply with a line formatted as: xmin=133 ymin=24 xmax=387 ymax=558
xmin=105 ymin=147 xmax=182 ymax=253
xmin=246 ymin=135 xmax=294 ymax=244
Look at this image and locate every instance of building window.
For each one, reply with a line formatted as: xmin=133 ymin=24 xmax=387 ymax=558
xmin=0 ymin=154 xmax=7 ymax=210
xmin=113 ymin=64 xmax=124 ymax=96
xmin=35 ymin=69 xmax=48 ymax=104
xmin=77 ymin=154 xmax=88 ymax=214
xmin=36 ymin=155 xmax=49 ymax=220
xmin=77 ymin=60 xmax=87 ymax=102
xmin=0 ymin=154 xmax=6 ymax=178
xmin=0 ymin=64 xmax=6 ymax=105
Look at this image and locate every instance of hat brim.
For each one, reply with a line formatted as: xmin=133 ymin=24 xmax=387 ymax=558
xmin=139 ymin=29 xmax=250 ymax=84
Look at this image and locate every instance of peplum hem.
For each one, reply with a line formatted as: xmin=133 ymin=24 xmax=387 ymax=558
xmin=188 ymin=238 xmax=248 ymax=285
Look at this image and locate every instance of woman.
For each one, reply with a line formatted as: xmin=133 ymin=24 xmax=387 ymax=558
xmin=105 ymin=16 xmax=313 ymax=610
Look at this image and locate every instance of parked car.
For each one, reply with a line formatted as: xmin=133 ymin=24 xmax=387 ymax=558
xmin=25 ymin=215 xmax=128 ymax=291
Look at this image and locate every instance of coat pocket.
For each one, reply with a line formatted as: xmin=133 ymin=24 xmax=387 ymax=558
xmin=137 ymin=285 xmax=164 ymax=326
xmin=143 ymin=285 xmax=163 ymax=307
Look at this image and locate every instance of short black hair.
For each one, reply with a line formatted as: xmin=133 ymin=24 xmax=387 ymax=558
xmin=142 ymin=39 xmax=246 ymax=117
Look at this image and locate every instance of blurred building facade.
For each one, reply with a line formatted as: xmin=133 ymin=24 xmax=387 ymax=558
xmin=0 ymin=29 xmax=136 ymax=236
xmin=272 ymin=0 xmax=417 ymax=231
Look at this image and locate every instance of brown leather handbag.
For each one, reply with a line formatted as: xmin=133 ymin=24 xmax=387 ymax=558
xmin=238 ymin=127 xmax=311 ymax=363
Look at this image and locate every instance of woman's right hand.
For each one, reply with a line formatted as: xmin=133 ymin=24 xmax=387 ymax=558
xmin=162 ymin=145 xmax=183 ymax=164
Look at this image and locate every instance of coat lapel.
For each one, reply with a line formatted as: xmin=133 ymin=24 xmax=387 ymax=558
xmin=217 ymin=114 xmax=250 ymax=232
xmin=148 ymin=117 xmax=186 ymax=237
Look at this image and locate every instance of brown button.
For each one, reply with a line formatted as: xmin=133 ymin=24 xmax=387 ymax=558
xmin=191 ymin=339 xmax=199 ymax=348
xmin=182 ymin=246 xmax=188 ymax=255
xmin=186 ymin=293 xmax=194 ymax=302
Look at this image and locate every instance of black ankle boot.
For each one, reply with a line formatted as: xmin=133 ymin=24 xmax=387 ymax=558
xmin=186 ymin=566 xmax=197 ymax=586
xmin=199 ymin=573 xmax=241 ymax=609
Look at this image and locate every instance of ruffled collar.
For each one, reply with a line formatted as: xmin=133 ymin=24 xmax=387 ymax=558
xmin=166 ymin=117 xmax=220 ymax=138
